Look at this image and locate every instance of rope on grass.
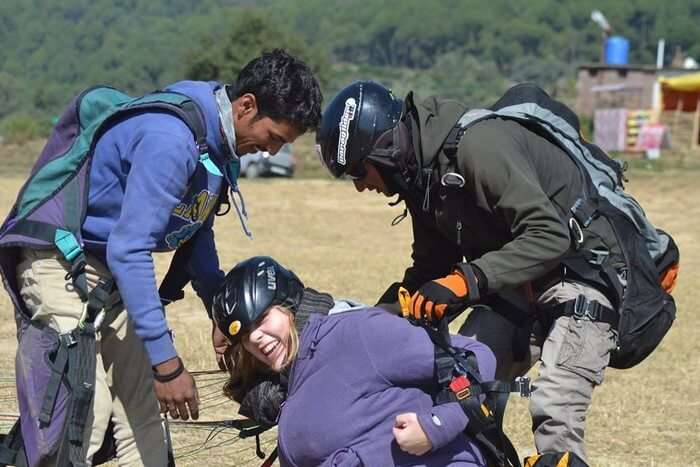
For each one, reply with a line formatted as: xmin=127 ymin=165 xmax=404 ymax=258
xmin=0 ymin=370 xmax=274 ymax=462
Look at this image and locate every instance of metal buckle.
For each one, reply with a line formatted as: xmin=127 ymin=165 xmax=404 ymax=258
xmin=588 ymin=248 xmax=609 ymax=266
xmin=514 ymin=376 xmax=531 ymax=398
xmin=573 ymin=295 xmax=590 ymax=320
xmin=59 ymin=332 xmax=78 ymax=348
xmin=568 ymin=218 xmax=584 ymax=246
xmin=440 ymin=172 xmax=465 ymax=188
xmin=572 ymin=295 xmax=603 ymax=322
xmin=77 ymin=302 xmax=89 ymax=329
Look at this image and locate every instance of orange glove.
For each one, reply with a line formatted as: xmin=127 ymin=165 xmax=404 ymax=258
xmin=410 ymin=268 xmax=477 ymax=322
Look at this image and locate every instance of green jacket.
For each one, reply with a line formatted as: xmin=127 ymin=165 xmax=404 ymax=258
xmin=399 ymin=94 xmax=620 ymax=299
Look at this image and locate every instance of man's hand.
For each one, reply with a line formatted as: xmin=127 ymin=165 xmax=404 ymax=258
xmin=410 ymin=270 xmax=472 ymax=322
xmin=153 ymin=357 xmax=199 ymax=421
xmin=212 ymin=320 xmax=232 ymax=371
xmin=393 ymin=412 xmax=432 ymax=456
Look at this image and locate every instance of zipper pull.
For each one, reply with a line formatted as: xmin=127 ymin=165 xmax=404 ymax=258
xmin=456 ymin=221 xmax=462 ymax=246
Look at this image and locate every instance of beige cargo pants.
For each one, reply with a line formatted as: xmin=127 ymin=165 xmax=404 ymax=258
xmin=458 ymin=281 xmax=617 ymax=463
xmin=16 ymin=249 xmax=168 ymax=466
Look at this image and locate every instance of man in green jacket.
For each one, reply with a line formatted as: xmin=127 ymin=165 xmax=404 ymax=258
xmin=316 ymin=81 xmax=621 ymax=464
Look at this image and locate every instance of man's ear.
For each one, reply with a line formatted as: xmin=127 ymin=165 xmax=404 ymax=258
xmin=233 ymin=93 xmax=258 ymax=120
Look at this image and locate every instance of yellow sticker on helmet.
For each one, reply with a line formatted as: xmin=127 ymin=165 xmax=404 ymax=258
xmin=228 ymin=320 xmax=242 ymax=337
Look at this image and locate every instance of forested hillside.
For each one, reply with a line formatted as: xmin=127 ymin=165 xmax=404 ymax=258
xmin=1 ymin=0 xmax=699 ymax=140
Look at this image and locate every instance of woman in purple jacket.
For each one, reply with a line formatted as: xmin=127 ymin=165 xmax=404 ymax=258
xmin=212 ymin=256 xmax=497 ymax=467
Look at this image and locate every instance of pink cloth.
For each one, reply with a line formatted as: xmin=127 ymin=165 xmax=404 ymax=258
xmin=594 ymin=108 xmax=627 ymax=152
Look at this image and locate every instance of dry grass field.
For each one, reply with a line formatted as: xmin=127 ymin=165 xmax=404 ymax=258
xmin=0 ymin=143 xmax=698 ymax=465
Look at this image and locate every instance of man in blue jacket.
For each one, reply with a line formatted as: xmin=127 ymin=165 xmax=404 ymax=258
xmin=9 ymin=49 xmax=321 ymax=465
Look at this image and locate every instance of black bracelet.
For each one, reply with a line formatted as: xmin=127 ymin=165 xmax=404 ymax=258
xmin=153 ymin=357 xmax=184 ymax=383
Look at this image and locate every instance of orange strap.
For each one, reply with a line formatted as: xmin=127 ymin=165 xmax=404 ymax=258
xmin=524 ymin=452 xmax=571 ymax=467
xmin=398 ymin=287 xmax=412 ymax=318
xmin=659 ymin=263 xmax=679 ymax=294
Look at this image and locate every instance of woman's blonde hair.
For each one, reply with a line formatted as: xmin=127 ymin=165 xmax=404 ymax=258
xmin=222 ymin=306 xmax=300 ymax=403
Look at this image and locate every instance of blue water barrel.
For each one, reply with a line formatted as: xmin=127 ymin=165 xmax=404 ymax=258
xmin=605 ymin=36 xmax=630 ymax=65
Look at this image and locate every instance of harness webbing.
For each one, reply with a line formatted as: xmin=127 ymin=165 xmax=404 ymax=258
xmin=38 ymin=331 xmax=71 ymax=426
xmin=61 ymin=325 xmax=98 ymax=467
xmin=542 ymin=295 xmax=618 ymax=327
xmin=423 ymin=322 xmax=525 ymax=467
xmin=4 ymin=276 xmax=118 ymax=467
xmin=0 ymin=421 xmax=27 ymax=467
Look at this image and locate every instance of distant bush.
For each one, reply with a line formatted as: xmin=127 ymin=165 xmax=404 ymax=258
xmin=1 ymin=115 xmax=47 ymax=144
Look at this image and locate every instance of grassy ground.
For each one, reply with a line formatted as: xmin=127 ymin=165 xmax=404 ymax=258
xmin=0 ymin=141 xmax=698 ymax=465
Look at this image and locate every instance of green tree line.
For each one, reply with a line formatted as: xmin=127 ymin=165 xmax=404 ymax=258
xmin=1 ymin=0 xmax=699 ymax=141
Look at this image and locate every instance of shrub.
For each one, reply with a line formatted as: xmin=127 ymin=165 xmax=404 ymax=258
xmin=1 ymin=114 xmax=46 ymax=144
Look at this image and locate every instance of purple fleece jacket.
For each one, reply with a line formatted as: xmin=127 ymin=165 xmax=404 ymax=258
xmin=82 ymin=81 xmax=228 ymax=365
xmin=278 ymin=308 xmax=496 ymax=467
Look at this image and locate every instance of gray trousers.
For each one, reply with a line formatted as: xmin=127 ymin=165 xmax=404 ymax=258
xmin=458 ymin=281 xmax=617 ymax=463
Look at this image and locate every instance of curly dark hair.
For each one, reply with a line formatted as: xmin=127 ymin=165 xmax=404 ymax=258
xmin=228 ymin=49 xmax=322 ymax=133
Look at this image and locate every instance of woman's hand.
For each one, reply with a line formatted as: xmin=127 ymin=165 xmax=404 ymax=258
xmin=392 ymin=412 xmax=432 ymax=456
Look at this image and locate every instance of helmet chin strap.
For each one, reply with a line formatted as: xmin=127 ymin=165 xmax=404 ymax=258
xmin=368 ymin=121 xmax=417 ymax=193
xmin=372 ymin=118 xmax=440 ymax=215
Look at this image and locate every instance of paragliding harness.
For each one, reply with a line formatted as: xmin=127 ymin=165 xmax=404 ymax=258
xmin=438 ymin=83 xmax=679 ymax=370
xmin=431 ymin=323 xmax=527 ymax=467
xmin=0 ymin=277 xmax=119 ymax=467
xmin=397 ymin=288 xmax=526 ymax=467
xmin=0 ymin=85 xmax=235 ymax=466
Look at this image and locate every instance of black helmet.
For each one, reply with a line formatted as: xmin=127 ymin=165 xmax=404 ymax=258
xmin=316 ymin=80 xmax=403 ymax=178
xmin=212 ymin=256 xmax=305 ymax=342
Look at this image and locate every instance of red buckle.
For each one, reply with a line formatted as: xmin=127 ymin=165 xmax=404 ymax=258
xmin=449 ymin=375 xmax=471 ymax=400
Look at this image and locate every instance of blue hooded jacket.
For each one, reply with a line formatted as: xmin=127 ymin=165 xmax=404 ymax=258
xmin=82 ymin=80 xmax=230 ymax=365
xmin=278 ymin=308 xmax=495 ymax=467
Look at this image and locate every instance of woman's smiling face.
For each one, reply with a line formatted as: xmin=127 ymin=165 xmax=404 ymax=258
xmin=242 ymin=305 xmax=292 ymax=372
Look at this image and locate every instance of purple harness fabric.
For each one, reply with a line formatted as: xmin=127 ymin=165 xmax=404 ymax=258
xmin=0 ymin=95 xmax=85 ymax=317
xmin=15 ymin=322 xmax=70 ymax=465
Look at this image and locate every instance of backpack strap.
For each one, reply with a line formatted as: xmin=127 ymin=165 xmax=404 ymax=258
xmin=441 ymin=124 xmax=467 ymax=159
xmin=126 ymin=91 xmax=209 ymax=157
xmin=439 ymin=109 xmax=496 ymax=165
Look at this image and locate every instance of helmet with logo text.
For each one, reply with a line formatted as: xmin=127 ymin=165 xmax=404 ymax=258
xmin=316 ymin=80 xmax=404 ymax=179
xmin=212 ymin=256 xmax=304 ymax=342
